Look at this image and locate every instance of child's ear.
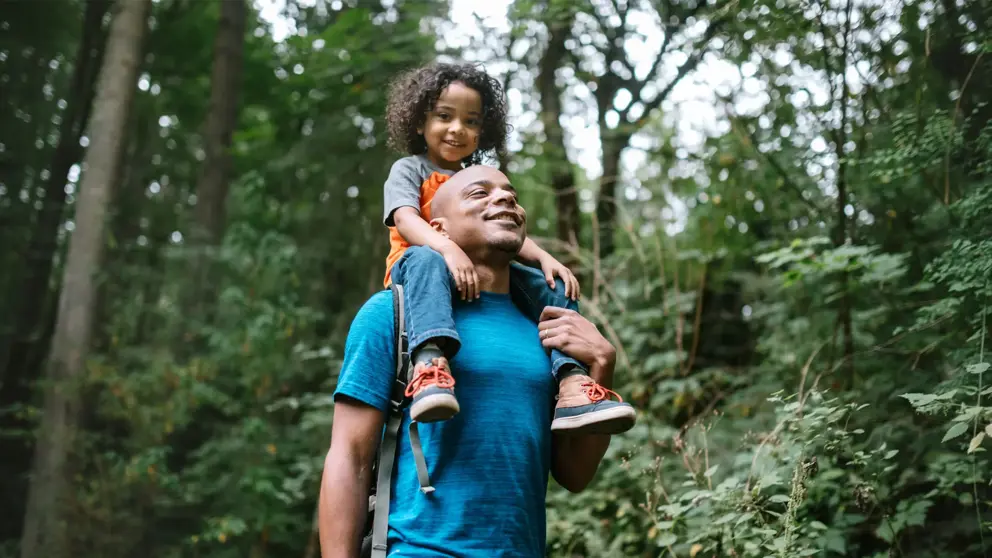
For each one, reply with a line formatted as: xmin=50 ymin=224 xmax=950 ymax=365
xmin=429 ymin=217 xmax=449 ymax=238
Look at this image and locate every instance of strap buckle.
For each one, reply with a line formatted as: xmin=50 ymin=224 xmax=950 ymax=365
xmin=389 ymin=376 xmax=408 ymax=410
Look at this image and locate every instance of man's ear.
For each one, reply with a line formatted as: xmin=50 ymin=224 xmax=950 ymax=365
xmin=429 ymin=217 xmax=450 ymax=238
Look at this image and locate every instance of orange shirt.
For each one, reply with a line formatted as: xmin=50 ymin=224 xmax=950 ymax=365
xmin=383 ymin=171 xmax=451 ymax=287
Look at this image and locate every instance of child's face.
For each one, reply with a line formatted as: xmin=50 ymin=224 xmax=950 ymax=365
xmin=418 ymin=81 xmax=482 ymax=170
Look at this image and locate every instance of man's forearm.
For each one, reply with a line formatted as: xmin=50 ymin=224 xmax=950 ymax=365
xmin=551 ymin=356 xmax=615 ymax=491
xmin=318 ymin=450 xmax=372 ymax=558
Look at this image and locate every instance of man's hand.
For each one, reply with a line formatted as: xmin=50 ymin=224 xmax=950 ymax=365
xmin=537 ymin=307 xmax=615 ymax=371
xmin=538 ymin=254 xmax=581 ymax=301
xmin=440 ymin=241 xmax=479 ymax=300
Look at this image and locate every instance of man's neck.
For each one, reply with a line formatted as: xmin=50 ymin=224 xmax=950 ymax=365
xmin=474 ymin=263 xmax=511 ymax=294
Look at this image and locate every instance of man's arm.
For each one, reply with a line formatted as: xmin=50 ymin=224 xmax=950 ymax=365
xmin=318 ymin=291 xmax=395 ymax=556
xmin=318 ymin=397 xmax=384 ymax=558
xmin=538 ymin=307 xmax=617 ymax=492
xmin=551 ymin=355 xmax=614 ymax=492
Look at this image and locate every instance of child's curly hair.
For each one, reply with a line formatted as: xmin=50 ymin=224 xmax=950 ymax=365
xmin=385 ymin=62 xmax=509 ymax=166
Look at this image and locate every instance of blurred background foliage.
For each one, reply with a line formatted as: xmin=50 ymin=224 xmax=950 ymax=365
xmin=2 ymin=0 xmax=992 ymax=556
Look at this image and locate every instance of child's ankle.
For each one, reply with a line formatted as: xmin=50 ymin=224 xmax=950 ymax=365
xmin=414 ymin=342 xmax=445 ymax=367
xmin=557 ymin=364 xmax=586 ymax=381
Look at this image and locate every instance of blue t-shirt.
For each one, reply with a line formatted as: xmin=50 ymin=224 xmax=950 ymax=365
xmin=334 ymin=290 xmax=556 ymax=557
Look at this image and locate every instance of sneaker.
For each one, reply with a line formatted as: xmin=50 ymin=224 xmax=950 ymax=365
xmin=406 ymin=357 xmax=460 ymax=423
xmin=550 ymin=374 xmax=636 ymax=435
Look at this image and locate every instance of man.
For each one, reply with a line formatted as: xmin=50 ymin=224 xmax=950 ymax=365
xmin=318 ymin=165 xmax=624 ymax=556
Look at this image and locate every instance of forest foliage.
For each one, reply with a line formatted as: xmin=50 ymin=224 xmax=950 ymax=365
xmin=2 ymin=0 xmax=992 ymax=556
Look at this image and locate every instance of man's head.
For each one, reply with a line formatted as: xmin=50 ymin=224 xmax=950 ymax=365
xmin=429 ymin=165 xmax=527 ymax=264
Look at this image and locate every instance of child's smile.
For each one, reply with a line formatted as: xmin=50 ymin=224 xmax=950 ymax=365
xmin=418 ymin=81 xmax=483 ymax=170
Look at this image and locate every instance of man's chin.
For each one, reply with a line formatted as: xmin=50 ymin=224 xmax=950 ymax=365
xmin=490 ymin=234 xmax=525 ymax=256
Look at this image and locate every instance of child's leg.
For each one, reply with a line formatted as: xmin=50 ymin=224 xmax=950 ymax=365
xmin=508 ymin=263 xmax=586 ymax=378
xmin=509 ymin=263 xmax=636 ymax=436
xmin=391 ymin=246 xmax=461 ymax=422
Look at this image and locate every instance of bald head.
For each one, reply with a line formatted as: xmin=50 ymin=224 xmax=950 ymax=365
xmin=431 ymin=165 xmax=511 ymax=220
xmin=428 ymin=165 xmax=527 ymax=261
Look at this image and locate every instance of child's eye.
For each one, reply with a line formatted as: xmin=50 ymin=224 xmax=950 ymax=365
xmin=467 ymin=118 xmax=481 ymax=127
xmin=436 ymin=112 xmax=451 ymax=120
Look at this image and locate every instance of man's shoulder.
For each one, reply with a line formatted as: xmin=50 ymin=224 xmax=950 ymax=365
xmin=351 ymin=289 xmax=395 ymax=329
xmin=335 ymin=290 xmax=396 ymax=411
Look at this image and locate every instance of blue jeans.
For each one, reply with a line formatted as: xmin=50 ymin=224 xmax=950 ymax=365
xmin=390 ymin=246 xmax=586 ymax=379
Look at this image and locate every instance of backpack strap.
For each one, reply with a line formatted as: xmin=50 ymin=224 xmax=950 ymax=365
xmin=370 ymin=283 xmax=410 ymax=558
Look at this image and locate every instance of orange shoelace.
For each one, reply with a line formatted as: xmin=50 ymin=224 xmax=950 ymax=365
xmin=405 ymin=360 xmax=455 ymax=397
xmin=582 ymin=382 xmax=624 ymax=403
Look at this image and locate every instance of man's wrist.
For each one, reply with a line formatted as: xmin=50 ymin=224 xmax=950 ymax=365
xmin=588 ymin=343 xmax=616 ymax=385
xmin=594 ymin=344 xmax=616 ymax=369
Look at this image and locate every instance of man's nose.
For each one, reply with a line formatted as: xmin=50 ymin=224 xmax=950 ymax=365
xmin=491 ymin=188 xmax=516 ymax=206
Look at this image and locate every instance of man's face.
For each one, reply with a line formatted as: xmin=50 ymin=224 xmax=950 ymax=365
xmin=434 ymin=166 xmax=527 ymax=257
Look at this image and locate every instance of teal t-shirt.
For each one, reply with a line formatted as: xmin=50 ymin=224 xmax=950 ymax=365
xmin=333 ymin=290 xmax=556 ymax=557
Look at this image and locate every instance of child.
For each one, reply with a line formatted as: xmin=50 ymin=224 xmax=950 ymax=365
xmin=382 ymin=62 xmax=635 ymax=435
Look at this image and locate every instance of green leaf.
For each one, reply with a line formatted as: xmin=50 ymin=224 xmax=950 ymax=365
xmin=967 ymin=362 xmax=991 ymax=375
xmin=656 ymin=533 xmax=678 ymax=547
xmin=943 ymin=421 xmax=969 ymax=443
xmin=704 ymin=464 xmax=719 ymax=477
xmin=968 ymin=432 xmax=985 ymax=454
xmin=714 ymin=512 xmax=738 ymax=525
xmin=899 ymin=392 xmax=936 ymax=407
xmin=769 ymin=494 xmax=791 ymax=504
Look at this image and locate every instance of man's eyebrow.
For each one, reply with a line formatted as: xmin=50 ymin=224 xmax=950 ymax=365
xmin=463 ymin=180 xmax=516 ymax=194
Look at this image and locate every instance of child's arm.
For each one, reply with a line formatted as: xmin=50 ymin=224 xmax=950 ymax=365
xmin=393 ymin=206 xmax=479 ymax=300
xmin=517 ymin=236 xmax=580 ymax=300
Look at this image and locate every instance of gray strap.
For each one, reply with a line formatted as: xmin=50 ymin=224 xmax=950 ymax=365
xmin=370 ymin=284 xmax=408 ymax=558
xmin=370 ymin=411 xmax=403 ymax=557
xmin=408 ymin=422 xmax=435 ymax=493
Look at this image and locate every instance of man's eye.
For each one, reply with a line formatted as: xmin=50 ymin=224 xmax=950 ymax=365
xmin=470 ymin=189 xmax=487 ymax=197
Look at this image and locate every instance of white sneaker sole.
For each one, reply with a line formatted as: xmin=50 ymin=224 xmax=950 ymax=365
xmin=410 ymin=393 xmax=460 ymax=423
xmin=551 ymin=405 xmax=636 ymax=435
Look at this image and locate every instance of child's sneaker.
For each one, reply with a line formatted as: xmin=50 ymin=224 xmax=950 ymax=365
xmin=551 ymin=374 xmax=636 ymax=435
xmin=406 ymin=357 xmax=460 ymax=423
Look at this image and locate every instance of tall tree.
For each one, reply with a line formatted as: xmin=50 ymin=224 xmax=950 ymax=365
xmin=576 ymin=0 xmax=730 ymax=258
xmin=0 ymin=0 xmax=110 ymax=542
xmin=0 ymin=0 xmax=109 ymax=388
xmin=185 ymin=0 xmax=247 ymax=321
xmin=19 ymin=1 xmax=150 ymax=556
xmin=537 ymin=4 xmax=580 ymax=252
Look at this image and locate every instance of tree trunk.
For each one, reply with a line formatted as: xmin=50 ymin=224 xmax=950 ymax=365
xmin=19 ymin=1 xmax=150 ymax=557
xmin=536 ymin=8 xmax=579 ymax=255
xmin=0 ymin=0 xmax=109 ymax=387
xmin=186 ymin=0 xmax=246 ymax=320
xmin=0 ymin=0 xmax=110 ymax=542
xmin=594 ymin=134 xmax=626 ymax=260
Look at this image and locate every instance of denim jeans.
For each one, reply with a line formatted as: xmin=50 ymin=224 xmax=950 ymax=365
xmin=390 ymin=246 xmax=586 ymax=379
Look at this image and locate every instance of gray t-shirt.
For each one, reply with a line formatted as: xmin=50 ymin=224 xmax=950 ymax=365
xmin=382 ymin=154 xmax=455 ymax=226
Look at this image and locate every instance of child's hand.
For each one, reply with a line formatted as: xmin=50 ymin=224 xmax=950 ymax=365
xmin=440 ymin=242 xmax=479 ymax=300
xmin=539 ymin=255 xmax=581 ymax=301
